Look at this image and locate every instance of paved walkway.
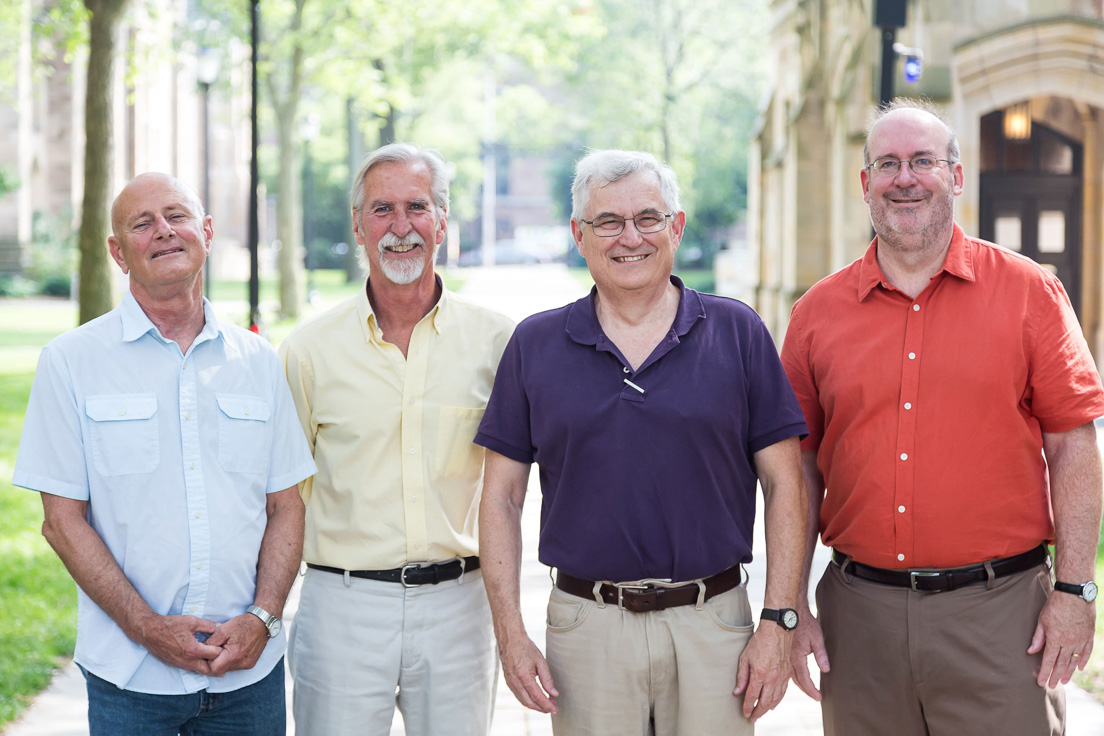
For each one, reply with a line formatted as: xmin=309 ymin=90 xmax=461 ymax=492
xmin=6 ymin=265 xmax=1104 ymax=735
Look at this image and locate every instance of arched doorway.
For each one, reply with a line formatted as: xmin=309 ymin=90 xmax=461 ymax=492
xmin=978 ymin=110 xmax=1083 ymax=316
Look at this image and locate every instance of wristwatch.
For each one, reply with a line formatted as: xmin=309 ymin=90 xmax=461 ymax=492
xmin=247 ymin=605 xmax=283 ymax=638
xmin=761 ymin=608 xmax=799 ymax=631
xmin=1054 ymin=580 xmax=1098 ymax=603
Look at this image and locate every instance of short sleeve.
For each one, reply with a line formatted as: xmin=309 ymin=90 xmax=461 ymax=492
xmin=475 ymin=331 xmax=534 ymax=464
xmin=263 ymin=346 xmax=317 ymax=494
xmin=12 ymin=344 xmax=91 ymax=500
xmin=744 ymin=315 xmax=808 ymax=454
xmin=780 ymin=301 xmax=824 ymax=452
xmin=1027 ymin=276 xmax=1104 ymax=432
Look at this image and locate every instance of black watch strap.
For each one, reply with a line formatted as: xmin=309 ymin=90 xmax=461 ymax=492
xmin=761 ymin=607 xmax=799 ymax=630
xmin=1054 ymin=580 xmax=1098 ymax=602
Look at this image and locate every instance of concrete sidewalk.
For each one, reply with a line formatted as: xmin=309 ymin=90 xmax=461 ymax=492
xmin=6 ymin=266 xmax=1104 ymax=735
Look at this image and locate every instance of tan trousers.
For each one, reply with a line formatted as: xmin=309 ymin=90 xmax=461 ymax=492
xmin=817 ymin=558 xmax=1064 ymax=736
xmin=288 ymin=566 xmax=497 ymax=736
xmin=544 ymin=582 xmax=755 ymax=736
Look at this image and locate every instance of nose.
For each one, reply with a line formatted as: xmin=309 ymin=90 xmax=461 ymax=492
xmin=892 ymin=161 xmax=920 ymax=186
xmin=389 ymin=209 xmax=414 ymax=238
xmin=152 ymin=215 xmax=174 ymax=237
xmin=617 ymin=219 xmax=646 ymax=246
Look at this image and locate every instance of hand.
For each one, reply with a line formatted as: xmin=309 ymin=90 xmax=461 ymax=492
xmin=1028 ymin=590 xmax=1096 ymax=688
xmin=789 ymin=608 xmax=830 ymax=700
xmin=136 ymin=614 xmax=222 ymax=675
xmin=734 ymin=621 xmax=793 ymax=722
xmin=205 ymin=613 xmax=270 ymax=676
xmin=498 ymin=627 xmax=559 ymax=714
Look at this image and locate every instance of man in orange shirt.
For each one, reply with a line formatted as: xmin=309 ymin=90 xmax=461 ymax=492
xmin=781 ymin=98 xmax=1104 ymax=735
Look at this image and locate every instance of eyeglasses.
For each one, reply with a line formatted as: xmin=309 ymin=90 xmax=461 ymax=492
xmin=580 ymin=212 xmax=673 ymax=237
xmin=866 ymin=156 xmax=956 ymax=177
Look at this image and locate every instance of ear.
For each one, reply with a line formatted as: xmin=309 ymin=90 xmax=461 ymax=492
xmin=434 ymin=210 xmax=447 ymax=246
xmin=108 ymin=236 xmax=129 ymax=275
xmin=570 ymin=219 xmax=586 ymax=258
xmin=203 ymin=215 xmax=214 ymax=254
xmin=860 ymin=167 xmax=872 ymax=203
xmin=352 ymin=209 xmax=366 ymax=245
xmin=951 ymin=162 xmax=964 ymax=196
xmin=669 ymin=211 xmax=686 ymax=250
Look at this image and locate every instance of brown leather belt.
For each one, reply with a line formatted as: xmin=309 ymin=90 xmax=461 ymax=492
xmin=831 ymin=545 xmax=1048 ymax=593
xmin=555 ymin=565 xmax=744 ymax=613
xmin=307 ymin=556 xmax=479 ymax=587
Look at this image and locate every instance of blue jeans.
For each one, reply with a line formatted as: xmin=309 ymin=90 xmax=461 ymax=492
xmin=80 ymin=659 xmax=285 ymax=736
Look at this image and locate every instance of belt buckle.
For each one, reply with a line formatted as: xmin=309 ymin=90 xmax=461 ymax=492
xmin=616 ymin=583 xmax=654 ymax=611
xmin=909 ymin=570 xmax=940 ymax=592
xmin=400 ymin=563 xmax=422 ymax=588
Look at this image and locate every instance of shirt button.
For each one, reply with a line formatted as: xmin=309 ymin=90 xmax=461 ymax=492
xmin=412 ymin=496 xmax=418 ymax=502
xmin=912 ymin=304 xmax=920 ymax=311
xmin=898 ymin=553 xmax=905 ymax=561
xmin=900 ymin=453 xmax=908 ymax=461
xmin=623 ymin=366 xmax=630 ymax=374
xmin=184 ymin=412 xmax=190 ymax=420
xmin=189 ymin=606 xmax=197 ymax=613
xmin=908 ymin=352 xmax=916 ymax=360
xmin=118 ymin=409 xmax=126 ymax=416
xmin=195 ymin=511 xmax=202 ymax=518
xmin=408 ymin=398 xmax=415 ymax=405
xmin=244 ymin=409 xmax=250 ymax=416
xmin=409 ymin=448 xmax=415 ymax=454
xmin=196 ymin=562 xmax=203 ymax=570
xmin=190 ymin=462 xmax=196 ymax=469
xmin=904 ymin=402 xmax=912 ymax=410
xmin=898 ymin=505 xmax=906 ymax=513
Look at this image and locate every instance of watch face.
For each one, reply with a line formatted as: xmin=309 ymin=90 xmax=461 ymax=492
xmin=1085 ymin=582 xmax=1098 ymax=603
xmin=269 ymin=618 xmax=283 ymax=638
xmin=782 ymin=610 xmax=799 ymax=630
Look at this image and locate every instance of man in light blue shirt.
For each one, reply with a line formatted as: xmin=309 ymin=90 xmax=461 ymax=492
xmin=13 ymin=172 xmax=316 ymax=735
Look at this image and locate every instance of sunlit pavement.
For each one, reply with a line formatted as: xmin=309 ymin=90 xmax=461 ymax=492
xmin=6 ymin=265 xmax=1104 ymax=735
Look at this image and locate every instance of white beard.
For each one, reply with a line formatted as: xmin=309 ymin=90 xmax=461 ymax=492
xmin=376 ymin=231 xmax=436 ymax=285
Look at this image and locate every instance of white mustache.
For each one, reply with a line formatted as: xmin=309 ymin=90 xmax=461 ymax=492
xmin=378 ymin=232 xmax=426 ymax=250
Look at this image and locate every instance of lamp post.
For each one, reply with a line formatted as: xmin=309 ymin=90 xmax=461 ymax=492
xmin=874 ymin=0 xmax=907 ymax=107
xmin=299 ymin=113 xmax=320 ymax=305
xmin=248 ymin=0 xmax=261 ymax=332
xmin=196 ymin=47 xmax=221 ymax=301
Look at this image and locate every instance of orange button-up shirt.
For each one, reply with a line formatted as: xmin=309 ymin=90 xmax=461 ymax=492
xmin=781 ymin=224 xmax=1104 ymax=569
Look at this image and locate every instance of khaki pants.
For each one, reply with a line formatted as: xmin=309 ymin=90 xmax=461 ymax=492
xmin=288 ymin=566 xmax=497 ymax=736
xmin=545 ymin=582 xmax=755 ymax=736
xmin=818 ymin=558 xmax=1064 ymax=736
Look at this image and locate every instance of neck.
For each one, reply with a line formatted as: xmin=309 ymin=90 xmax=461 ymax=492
xmin=367 ymin=272 xmax=442 ymax=335
xmin=595 ymin=276 xmax=678 ymax=329
xmin=876 ymin=225 xmax=954 ymax=298
xmin=131 ymin=280 xmax=207 ymax=353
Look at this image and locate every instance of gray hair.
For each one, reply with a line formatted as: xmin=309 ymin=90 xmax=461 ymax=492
xmin=570 ymin=149 xmax=681 ymax=223
xmin=864 ymin=97 xmax=960 ymax=165
xmin=350 ymin=142 xmax=450 ymax=217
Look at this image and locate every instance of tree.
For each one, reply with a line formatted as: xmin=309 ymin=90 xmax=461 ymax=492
xmin=77 ymin=0 xmax=130 ymax=324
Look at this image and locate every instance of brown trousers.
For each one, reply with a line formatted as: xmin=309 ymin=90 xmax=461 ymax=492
xmin=817 ymin=558 xmax=1064 ymax=736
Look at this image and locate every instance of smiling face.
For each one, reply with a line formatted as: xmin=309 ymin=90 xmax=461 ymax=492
xmin=570 ymin=170 xmax=685 ymax=297
xmin=861 ymin=108 xmax=963 ymax=253
xmin=353 ymin=160 xmax=446 ymax=288
xmin=108 ymin=173 xmax=212 ymax=299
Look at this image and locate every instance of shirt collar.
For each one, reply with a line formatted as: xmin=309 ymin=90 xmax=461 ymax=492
xmin=119 ymin=290 xmax=224 ymax=347
xmin=565 ymin=274 xmax=706 ymax=347
xmin=857 ymin=222 xmax=975 ymax=301
xmin=356 ymin=274 xmax=447 ymax=343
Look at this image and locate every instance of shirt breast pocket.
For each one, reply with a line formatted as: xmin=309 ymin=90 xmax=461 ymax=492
xmin=85 ymin=394 xmax=160 ymax=476
xmin=215 ymin=394 xmax=272 ymax=475
xmin=435 ymin=406 xmax=486 ymax=480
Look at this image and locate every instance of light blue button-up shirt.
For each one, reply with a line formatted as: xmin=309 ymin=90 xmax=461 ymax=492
xmin=13 ymin=292 xmax=315 ymax=694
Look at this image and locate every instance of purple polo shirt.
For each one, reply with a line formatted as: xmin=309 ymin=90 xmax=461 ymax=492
xmin=475 ymin=276 xmax=807 ymax=582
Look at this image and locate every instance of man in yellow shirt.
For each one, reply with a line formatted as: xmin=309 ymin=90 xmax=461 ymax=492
xmin=279 ymin=143 xmax=514 ymax=735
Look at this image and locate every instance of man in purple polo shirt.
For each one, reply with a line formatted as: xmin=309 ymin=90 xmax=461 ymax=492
xmin=476 ymin=149 xmax=809 ymax=735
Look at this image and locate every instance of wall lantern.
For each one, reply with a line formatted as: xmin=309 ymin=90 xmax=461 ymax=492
xmin=1003 ymin=102 xmax=1032 ymax=141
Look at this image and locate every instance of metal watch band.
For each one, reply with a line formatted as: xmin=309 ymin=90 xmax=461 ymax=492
xmin=246 ymin=605 xmax=281 ymax=637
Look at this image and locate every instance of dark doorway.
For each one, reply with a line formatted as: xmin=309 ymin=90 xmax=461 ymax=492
xmin=978 ymin=111 xmax=1082 ymax=316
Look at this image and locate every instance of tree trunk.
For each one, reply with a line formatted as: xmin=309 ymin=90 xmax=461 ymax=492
xmin=344 ymin=95 xmax=364 ymax=283
xmin=275 ymin=104 xmax=301 ymax=318
xmin=77 ymin=0 xmax=129 ymax=324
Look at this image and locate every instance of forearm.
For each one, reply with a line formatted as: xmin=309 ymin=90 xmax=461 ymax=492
xmin=796 ymin=450 xmax=825 ymax=610
xmin=253 ymin=487 xmax=305 ymax=616
xmin=41 ymin=495 xmax=159 ymax=641
xmin=757 ymin=438 xmax=807 ymax=609
xmin=480 ymin=490 xmax=527 ymax=637
xmin=1045 ymin=422 xmax=1103 ymax=582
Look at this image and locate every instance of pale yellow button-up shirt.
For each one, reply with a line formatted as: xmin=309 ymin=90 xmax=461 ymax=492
xmin=279 ymin=282 xmax=514 ymax=569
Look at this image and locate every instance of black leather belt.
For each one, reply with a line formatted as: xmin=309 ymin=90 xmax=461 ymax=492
xmin=307 ymin=556 xmax=479 ymax=587
xmin=832 ymin=545 xmax=1048 ymax=593
xmin=555 ymin=565 xmax=744 ymax=613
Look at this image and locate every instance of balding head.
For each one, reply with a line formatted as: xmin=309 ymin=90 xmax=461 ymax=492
xmin=111 ymin=173 xmax=205 ymax=240
xmin=864 ymin=98 xmax=959 ymax=167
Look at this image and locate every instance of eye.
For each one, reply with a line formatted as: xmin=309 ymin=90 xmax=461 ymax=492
xmin=371 ymin=205 xmax=392 ymax=215
xmin=594 ymin=217 xmax=623 ymax=229
xmin=636 ymin=215 xmax=662 ymax=228
xmin=132 ymin=222 xmax=150 ymax=232
xmin=912 ymin=157 xmax=936 ymax=168
xmin=876 ymin=159 xmax=900 ymax=173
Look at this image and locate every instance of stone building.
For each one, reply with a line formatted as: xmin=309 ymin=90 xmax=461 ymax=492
xmin=0 ymin=0 xmax=252 ymax=288
xmin=747 ymin=0 xmax=1104 ymax=359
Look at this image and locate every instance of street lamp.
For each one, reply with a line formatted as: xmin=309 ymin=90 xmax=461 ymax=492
xmin=299 ymin=113 xmax=321 ymax=305
xmin=196 ymin=46 xmax=221 ymax=300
